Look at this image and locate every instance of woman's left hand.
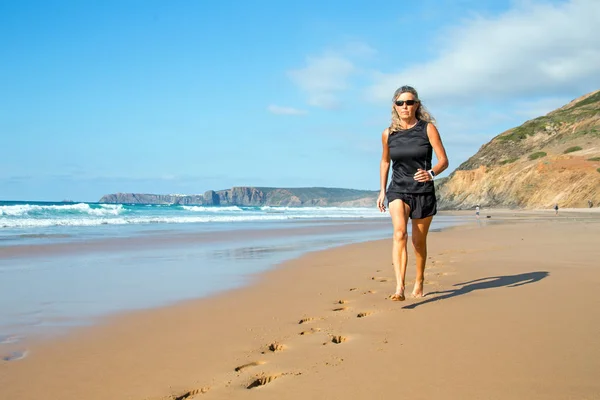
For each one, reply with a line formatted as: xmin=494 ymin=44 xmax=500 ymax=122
xmin=414 ymin=168 xmax=433 ymax=182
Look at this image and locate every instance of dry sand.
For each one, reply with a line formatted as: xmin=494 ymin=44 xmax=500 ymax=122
xmin=1 ymin=213 xmax=599 ymax=399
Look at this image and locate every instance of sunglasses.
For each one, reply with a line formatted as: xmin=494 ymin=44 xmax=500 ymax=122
xmin=394 ymin=99 xmax=418 ymax=106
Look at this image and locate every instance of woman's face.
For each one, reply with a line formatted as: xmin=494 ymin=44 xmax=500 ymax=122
xmin=394 ymin=92 xmax=419 ymax=119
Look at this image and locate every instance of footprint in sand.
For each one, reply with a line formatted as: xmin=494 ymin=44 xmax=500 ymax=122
xmin=235 ymin=361 xmax=265 ymax=372
xmin=356 ymin=312 xmax=372 ymax=318
xmin=2 ymin=350 xmax=28 ymax=361
xmin=331 ymin=335 xmax=348 ymax=344
xmin=247 ymin=374 xmax=280 ymax=389
xmin=337 ymin=299 xmax=347 ymax=304
xmin=298 ymin=317 xmax=316 ymax=324
xmin=349 ymin=288 xmax=358 ymax=291
xmin=371 ymin=277 xmax=388 ymax=282
xmin=268 ymin=342 xmax=285 ymax=352
xmin=169 ymin=387 xmax=210 ymax=399
xmin=363 ymin=290 xmax=376 ymax=294
xmin=332 ymin=307 xmax=347 ymax=312
xmin=299 ymin=327 xmax=321 ymax=336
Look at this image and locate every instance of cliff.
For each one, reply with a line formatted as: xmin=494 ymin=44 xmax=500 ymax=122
xmin=99 ymin=187 xmax=379 ymax=207
xmin=437 ymin=89 xmax=600 ymax=209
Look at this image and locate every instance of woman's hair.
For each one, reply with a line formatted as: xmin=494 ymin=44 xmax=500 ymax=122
xmin=389 ymin=85 xmax=435 ymax=131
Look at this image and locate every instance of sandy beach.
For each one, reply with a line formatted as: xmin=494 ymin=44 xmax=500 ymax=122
xmin=1 ymin=211 xmax=599 ymax=399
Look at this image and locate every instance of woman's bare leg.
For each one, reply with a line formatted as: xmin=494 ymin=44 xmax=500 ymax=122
xmin=389 ymin=200 xmax=411 ymax=299
xmin=411 ymin=216 xmax=433 ymax=297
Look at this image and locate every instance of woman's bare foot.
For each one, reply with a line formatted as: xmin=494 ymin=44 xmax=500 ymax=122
xmin=390 ymin=293 xmax=405 ymax=301
xmin=390 ymin=286 xmax=405 ymax=301
xmin=412 ymin=280 xmax=424 ymax=298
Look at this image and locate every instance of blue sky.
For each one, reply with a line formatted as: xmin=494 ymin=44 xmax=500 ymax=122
xmin=1 ymin=0 xmax=599 ymax=201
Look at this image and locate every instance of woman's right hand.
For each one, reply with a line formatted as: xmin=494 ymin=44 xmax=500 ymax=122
xmin=377 ymin=191 xmax=386 ymax=212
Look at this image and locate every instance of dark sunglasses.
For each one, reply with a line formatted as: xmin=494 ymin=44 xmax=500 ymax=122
xmin=394 ymin=99 xmax=418 ymax=106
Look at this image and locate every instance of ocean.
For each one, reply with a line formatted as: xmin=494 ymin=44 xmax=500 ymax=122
xmin=0 ymin=201 xmax=467 ymax=357
xmin=0 ymin=201 xmax=387 ymax=235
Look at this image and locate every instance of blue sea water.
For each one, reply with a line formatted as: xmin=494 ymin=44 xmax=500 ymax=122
xmin=0 ymin=201 xmax=468 ymax=354
xmin=0 ymin=201 xmax=386 ymax=240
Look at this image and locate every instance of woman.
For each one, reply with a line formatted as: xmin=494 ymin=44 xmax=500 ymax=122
xmin=377 ymin=86 xmax=449 ymax=301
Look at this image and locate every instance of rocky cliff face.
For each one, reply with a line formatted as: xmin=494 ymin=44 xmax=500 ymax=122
xmin=437 ymin=90 xmax=600 ymax=209
xmin=99 ymin=187 xmax=379 ymax=207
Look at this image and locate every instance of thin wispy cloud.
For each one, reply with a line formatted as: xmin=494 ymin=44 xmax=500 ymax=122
xmin=366 ymin=0 xmax=600 ymax=104
xmin=286 ymin=41 xmax=375 ymax=109
xmin=267 ymin=104 xmax=308 ymax=115
xmin=288 ymin=54 xmax=356 ymax=109
xmin=342 ymin=41 xmax=377 ymax=58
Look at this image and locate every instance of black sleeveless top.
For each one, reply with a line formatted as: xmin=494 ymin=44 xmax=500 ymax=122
xmin=387 ymin=119 xmax=435 ymax=194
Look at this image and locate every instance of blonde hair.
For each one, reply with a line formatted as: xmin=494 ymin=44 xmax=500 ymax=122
xmin=389 ymin=85 xmax=435 ymax=131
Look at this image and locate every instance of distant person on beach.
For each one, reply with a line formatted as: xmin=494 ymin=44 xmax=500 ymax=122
xmin=475 ymin=205 xmax=480 ymax=218
xmin=376 ymin=85 xmax=449 ymax=301
xmin=589 ymin=200 xmax=594 ymax=208
xmin=554 ymin=203 xmax=559 ymax=215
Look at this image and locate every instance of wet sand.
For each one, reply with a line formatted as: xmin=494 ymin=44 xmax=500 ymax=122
xmin=0 ymin=219 xmax=392 ymax=259
xmin=1 ymin=211 xmax=599 ymax=399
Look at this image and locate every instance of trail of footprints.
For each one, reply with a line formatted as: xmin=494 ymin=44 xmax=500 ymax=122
xmin=225 ymin=276 xmax=381 ymax=393
xmin=156 ymin=263 xmax=448 ymax=398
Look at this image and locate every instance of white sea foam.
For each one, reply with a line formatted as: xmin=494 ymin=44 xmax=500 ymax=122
xmin=87 ymin=204 xmax=124 ymax=216
xmin=260 ymin=206 xmax=375 ymax=212
xmin=0 ymin=211 xmax=386 ymax=228
xmin=0 ymin=203 xmax=124 ymax=217
xmin=182 ymin=206 xmax=243 ymax=212
xmin=0 ymin=335 xmax=21 ymax=344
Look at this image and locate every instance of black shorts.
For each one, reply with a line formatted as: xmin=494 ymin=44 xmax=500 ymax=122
xmin=386 ymin=191 xmax=437 ymax=219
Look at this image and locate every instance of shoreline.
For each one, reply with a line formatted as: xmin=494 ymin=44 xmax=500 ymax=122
xmin=2 ymin=212 xmax=600 ymax=399
xmin=0 ymin=218 xmax=390 ymax=258
xmin=0 ymin=210 xmax=594 ymax=341
xmin=0 ymin=215 xmax=470 ymax=343
xmin=0 ymin=210 xmax=593 ymax=344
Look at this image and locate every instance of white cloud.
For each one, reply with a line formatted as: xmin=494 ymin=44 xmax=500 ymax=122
xmin=285 ymin=41 xmax=376 ymax=109
xmin=366 ymin=0 xmax=600 ymax=103
xmin=267 ymin=104 xmax=308 ymax=115
xmin=288 ymin=54 xmax=356 ymax=109
xmin=342 ymin=41 xmax=377 ymax=58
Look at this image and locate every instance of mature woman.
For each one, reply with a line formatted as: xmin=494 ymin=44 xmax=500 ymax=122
xmin=377 ymin=86 xmax=449 ymax=301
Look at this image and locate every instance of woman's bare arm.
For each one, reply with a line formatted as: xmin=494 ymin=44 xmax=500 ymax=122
xmin=380 ymin=128 xmax=391 ymax=192
xmin=426 ymin=123 xmax=449 ymax=176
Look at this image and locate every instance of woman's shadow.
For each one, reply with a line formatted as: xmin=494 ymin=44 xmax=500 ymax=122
xmin=403 ymin=271 xmax=549 ymax=310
